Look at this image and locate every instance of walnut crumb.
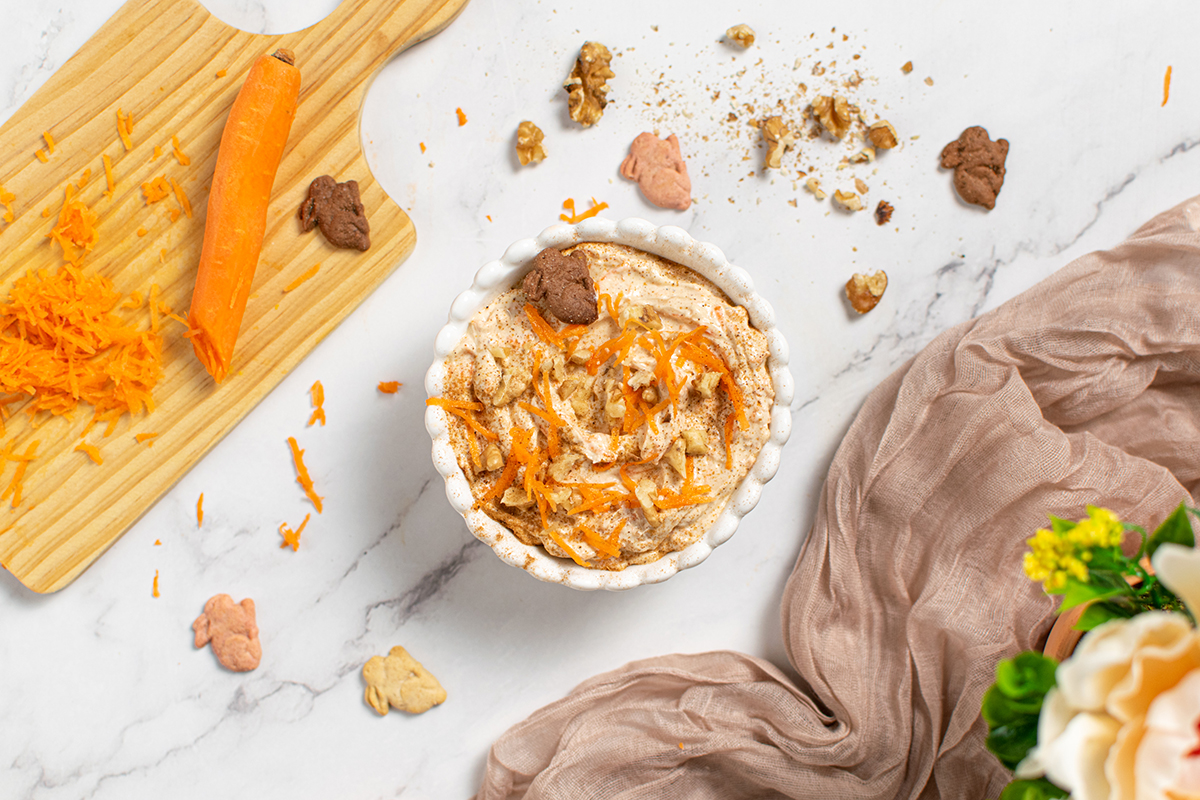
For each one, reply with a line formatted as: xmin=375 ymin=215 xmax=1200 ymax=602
xmin=854 ymin=178 xmax=869 ymax=195
xmin=901 ymin=61 xmax=913 ymax=74
xmin=761 ymin=116 xmax=795 ymax=169
xmin=851 ymin=147 xmax=876 ymax=164
xmin=564 ymin=42 xmax=614 ymax=127
xmin=874 ymin=200 xmax=894 ymax=226
xmin=924 ymin=76 xmax=934 ymax=86
xmin=833 ymin=189 xmax=863 ymax=212
xmin=867 ymin=120 xmax=899 ymax=150
xmin=846 ymin=271 xmax=887 ymax=314
xmin=804 ymin=177 xmax=827 ymax=201
xmin=726 ymin=24 xmax=755 ymax=48
xmin=515 ymin=121 xmax=547 ymax=165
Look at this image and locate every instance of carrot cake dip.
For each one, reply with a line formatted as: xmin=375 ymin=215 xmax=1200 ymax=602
xmin=430 ymin=242 xmax=773 ymax=570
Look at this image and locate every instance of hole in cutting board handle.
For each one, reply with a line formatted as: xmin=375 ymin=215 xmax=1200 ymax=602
xmin=197 ymin=0 xmax=344 ymax=35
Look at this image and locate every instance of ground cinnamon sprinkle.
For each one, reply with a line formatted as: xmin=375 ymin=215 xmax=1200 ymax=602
xmin=287 ymin=436 xmax=324 ymax=513
xmin=308 ymin=381 xmax=325 ymax=427
xmin=378 ymin=381 xmax=401 ymax=394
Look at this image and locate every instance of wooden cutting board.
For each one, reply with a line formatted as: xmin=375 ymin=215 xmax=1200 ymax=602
xmin=0 ymin=0 xmax=469 ymax=593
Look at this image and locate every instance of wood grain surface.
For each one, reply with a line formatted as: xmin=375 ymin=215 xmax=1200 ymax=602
xmin=0 ymin=0 xmax=469 ymax=593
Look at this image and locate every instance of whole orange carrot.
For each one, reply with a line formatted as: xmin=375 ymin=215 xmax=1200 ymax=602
xmin=188 ymin=49 xmax=300 ymax=382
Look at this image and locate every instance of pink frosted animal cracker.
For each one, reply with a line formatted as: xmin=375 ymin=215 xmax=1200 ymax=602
xmin=619 ymin=132 xmax=692 ymax=211
xmin=193 ymin=594 xmax=262 ymax=672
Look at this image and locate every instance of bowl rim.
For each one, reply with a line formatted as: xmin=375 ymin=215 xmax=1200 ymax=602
xmin=424 ymin=217 xmax=794 ymax=591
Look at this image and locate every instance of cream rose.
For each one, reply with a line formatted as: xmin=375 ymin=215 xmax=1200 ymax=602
xmin=1014 ymin=542 xmax=1200 ymax=799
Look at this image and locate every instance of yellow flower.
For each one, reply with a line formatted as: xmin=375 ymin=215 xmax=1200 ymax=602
xmin=1023 ymin=506 xmax=1125 ymax=592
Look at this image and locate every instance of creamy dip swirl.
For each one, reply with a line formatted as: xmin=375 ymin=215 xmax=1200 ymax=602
xmin=440 ymin=243 xmax=773 ymax=570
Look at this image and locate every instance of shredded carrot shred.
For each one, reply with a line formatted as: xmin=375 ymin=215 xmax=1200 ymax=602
xmin=48 ymin=185 xmax=98 ymax=265
xmin=153 ymin=145 xmax=163 ymax=160
xmin=77 ymin=168 xmax=91 ymax=189
xmin=559 ymin=197 xmax=609 ymax=223
xmin=171 ymin=135 xmax=191 ymax=166
xmin=154 ymin=539 xmax=161 ymax=546
xmin=0 ymin=185 xmax=14 ymax=207
xmin=135 ymin=432 xmax=158 ymax=444
xmin=283 ymin=263 xmax=320 ymax=292
xmin=378 ymin=381 xmax=402 ymax=394
xmin=0 ymin=264 xmax=162 ymax=423
xmin=116 ymin=109 xmax=133 ymax=151
xmin=152 ymin=569 xmax=160 ymax=598
xmin=279 ymin=513 xmax=310 ymax=551
xmin=524 ymin=303 xmax=564 ymax=347
xmin=216 ymin=69 xmax=227 ymax=78
xmin=287 ymin=436 xmax=324 ymax=513
xmin=456 ymin=107 xmax=468 ymax=126
xmin=102 ymin=155 xmax=115 ymax=199
xmin=34 ymin=149 xmax=48 ymax=163
xmin=159 ymin=248 xmax=167 ymax=264
xmin=136 ymin=227 xmax=147 ymax=237
xmin=545 ymin=526 xmax=589 ymax=567
xmin=197 ymin=493 xmax=204 ymax=527
xmin=168 ymin=178 xmax=192 ymax=218
xmin=308 ymin=380 xmax=325 ymax=427
xmin=1 ymin=440 xmax=40 ymax=507
xmin=579 ymin=523 xmax=620 ymax=558
xmin=419 ymin=142 xmax=426 ymax=153
xmin=75 ymin=442 xmax=102 ymax=464
xmin=1163 ymin=65 xmax=1173 ymax=107
xmin=43 ymin=131 xmax=55 ymax=154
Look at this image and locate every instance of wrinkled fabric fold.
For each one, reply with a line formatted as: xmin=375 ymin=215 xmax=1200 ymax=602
xmin=476 ymin=195 xmax=1200 ymax=799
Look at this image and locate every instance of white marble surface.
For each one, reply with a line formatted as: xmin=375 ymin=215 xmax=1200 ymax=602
xmin=1 ymin=0 xmax=1197 ymax=797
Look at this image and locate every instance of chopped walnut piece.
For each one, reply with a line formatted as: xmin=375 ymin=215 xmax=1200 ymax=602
xmin=492 ymin=353 xmax=532 ymax=407
xmin=515 ymin=121 xmax=547 ymax=165
xmin=846 ymin=271 xmax=888 ymax=314
xmin=867 ymin=120 xmax=899 ymax=150
xmin=874 ymin=200 xmax=894 ymax=226
xmin=695 ymin=371 xmax=722 ymax=398
xmin=634 ymin=479 xmax=661 ymax=526
xmin=641 ymin=386 xmax=658 ymax=404
xmin=804 ymin=177 xmax=827 ymax=201
xmin=682 ymin=429 xmax=708 ymax=456
xmin=761 ymin=116 xmax=795 ymax=169
xmin=548 ymin=453 xmax=582 ymax=483
xmin=725 ymin=24 xmax=755 ymax=48
xmin=832 ymin=190 xmax=864 ymax=212
xmin=604 ymin=379 xmax=626 ymax=420
xmin=563 ymin=42 xmax=614 ymax=127
xmin=811 ymin=95 xmax=852 ymax=140
xmin=501 ymin=487 xmax=535 ymax=510
xmin=851 ymin=147 xmax=876 ymax=164
xmin=664 ymin=438 xmax=686 ymax=477
xmin=854 ymin=178 xmax=869 ymax=195
xmin=483 ymin=443 xmax=504 ymax=471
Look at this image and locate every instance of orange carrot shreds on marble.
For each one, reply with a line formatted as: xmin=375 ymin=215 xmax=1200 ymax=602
xmin=75 ymin=442 xmax=102 ymax=464
xmin=1 ymin=440 xmax=40 ymax=507
xmin=152 ymin=569 xmax=160 ymax=597
xmin=116 ymin=109 xmax=133 ymax=150
xmin=559 ymin=197 xmax=609 ymax=224
xmin=287 ymin=436 xmax=324 ymax=513
xmin=169 ymin=178 xmax=192 ymax=218
xmin=378 ymin=381 xmax=402 ymax=394
xmin=1163 ymin=65 xmax=1173 ymax=107
xmin=308 ymin=380 xmax=325 ymax=427
xmin=279 ymin=513 xmax=310 ymax=551
xmin=43 ymin=131 xmax=56 ymax=154
xmin=171 ymin=135 xmax=191 ymax=166
xmin=102 ymin=155 xmax=115 ymax=199
xmin=197 ymin=493 xmax=204 ymax=527
xmin=48 ymin=185 xmax=99 ymax=265
xmin=283 ymin=263 xmax=320 ymax=292
xmin=0 ymin=264 xmax=163 ymax=424
xmin=456 ymin=107 xmax=467 ymax=126
xmin=135 ymin=432 xmax=159 ymax=444
xmin=141 ymin=176 xmax=172 ymax=204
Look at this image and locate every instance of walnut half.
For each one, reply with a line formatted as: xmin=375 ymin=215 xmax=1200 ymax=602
xmin=846 ymin=271 xmax=888 ymax=314
xmin=564 ymin=42 xmax=614 ymax=127
xmin=725 ymin=24 xmax=755 ymax=48
xmin=516 ymin=121 xmax=547 ymax=165
xmin=812 ymin=95 xmax=852 ymax=140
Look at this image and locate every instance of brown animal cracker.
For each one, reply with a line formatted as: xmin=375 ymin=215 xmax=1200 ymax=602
xmin=192 ymin=594 xmax=261 ymax=672
xmin=363 ymin=645 xmax=447 ymax=715
xmin=939 ymin=126 xmax=1009 ymax=210
xmin=619 ymin=132 xmax=692 ymax=211
xmin=522 ymin=247 xmax=598 ymax=325
xmin=298 ymin=175 xmax=371 ymax=250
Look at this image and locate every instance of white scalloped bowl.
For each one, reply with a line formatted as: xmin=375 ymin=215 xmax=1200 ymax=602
xmin=424 ymin=218 xmax=793 ymax=590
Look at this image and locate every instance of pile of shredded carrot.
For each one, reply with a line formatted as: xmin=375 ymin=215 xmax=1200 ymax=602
xmin=559 ymin=197 xmax=609 ymax=224
xmin=0 ymin=262 xmax=163 ymax=431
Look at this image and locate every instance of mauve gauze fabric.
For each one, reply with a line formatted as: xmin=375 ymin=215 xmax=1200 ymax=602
xmin=474 ymin=196 xmax=1200 ymax=799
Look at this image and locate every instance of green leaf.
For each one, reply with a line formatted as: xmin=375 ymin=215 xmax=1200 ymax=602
xmin=1074 ymin=600 xmax=1136 ymax=631
xmin=986 ymin=718 xmax=1040 ymax=770
xmin=996 ymin=778 xmax=1069 ymax=800
xmin=981 ymin=685 xmax=1042 ymax=727
xmin=1147 ymin=502 xmax=1195 ymax=558
xmin=1048 ymin=515 xmax=1076 ymax=535
xmin=1058 ymin=573 xmax=1132 ymax=613
xmin=996 ymin=652 xmax=1058 ymax=700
